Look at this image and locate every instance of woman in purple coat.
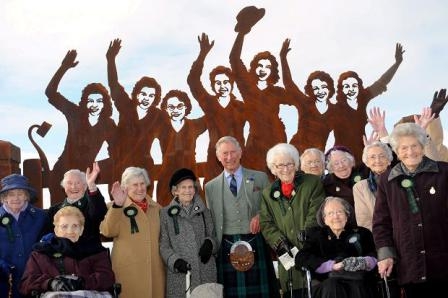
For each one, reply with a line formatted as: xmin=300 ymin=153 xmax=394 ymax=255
xmin=20 ymin=206 xmax=115 ymax=296
xmin=373 ymin=122 xmax=448 ymax=298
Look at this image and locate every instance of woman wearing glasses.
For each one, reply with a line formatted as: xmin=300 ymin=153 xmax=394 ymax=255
xmin=260 ymin=143 xmax=325 ymax=297
xmin=323 ymin=145 xmax=368 ymax=208
xmin=156 ymin=89 xmax=206 ymax=205
xmin=295 ymin=196 xmax=379 ymax=298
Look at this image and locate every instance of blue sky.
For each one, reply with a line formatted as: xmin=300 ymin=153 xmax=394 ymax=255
xmin=1 ymin=0 xmax=447 ymax=171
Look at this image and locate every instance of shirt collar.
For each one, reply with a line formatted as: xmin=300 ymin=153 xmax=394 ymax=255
xmin=225 ymin=166 xmax=243 ymax=180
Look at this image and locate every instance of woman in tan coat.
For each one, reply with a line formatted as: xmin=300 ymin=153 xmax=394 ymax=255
xmin=100 ymin=167 xmax=165 ymax=298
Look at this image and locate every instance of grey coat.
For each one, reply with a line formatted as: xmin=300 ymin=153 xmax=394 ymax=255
xmin=160 ymin=196 xmax=218 ymax=297
xmin=205 ymin=168 xmax=270 ymax=246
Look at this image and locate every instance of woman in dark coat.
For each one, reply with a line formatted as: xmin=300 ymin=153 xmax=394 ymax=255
xmin=296 ymin=196 xmax=378 ymax=298
xmin=373 ymin=122 xmax=448 ymax=298
xmin=20 ymin=206 xmax=115 ymax=296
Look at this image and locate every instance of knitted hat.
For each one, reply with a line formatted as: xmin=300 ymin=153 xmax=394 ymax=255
xmin=169 ymin=168 xmax=197 ymax=190
xmin=0 ymin=174 xmax=36 ymax=198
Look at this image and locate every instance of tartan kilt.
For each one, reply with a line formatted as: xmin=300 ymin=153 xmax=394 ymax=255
xmin=217 ymin=233 xmax=280 ymax=298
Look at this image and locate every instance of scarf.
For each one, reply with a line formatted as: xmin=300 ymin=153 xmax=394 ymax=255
xmin=281 ymin=182 xmax=294 ymax=199
xmin=131 ymin=198 xmax=148 ymax=213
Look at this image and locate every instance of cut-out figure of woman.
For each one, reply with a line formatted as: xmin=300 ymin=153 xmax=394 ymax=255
xmin=156 ymin=90 xmax=207 ymax=206
xmin=45 ymin=50 xmax=116 ymax=204
xmin=187 ymin=32 xmax=246 ymax=183
xmin=333 ymin=43 xmax=404 ymax=162
xmin=229 ymin=6 xmax=296 ymax=171
xmin=106 ymin=38 xmax=164 ymax=190
xmin=280 ymin=38 xmax=336 ymax=154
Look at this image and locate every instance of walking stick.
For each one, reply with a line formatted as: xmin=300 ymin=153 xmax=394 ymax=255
xmin=186 ymin=270 xmax=191 ymax=298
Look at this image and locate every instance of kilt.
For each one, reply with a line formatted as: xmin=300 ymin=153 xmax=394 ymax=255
xmin=217 ymin=233 xmax=279 ymax=298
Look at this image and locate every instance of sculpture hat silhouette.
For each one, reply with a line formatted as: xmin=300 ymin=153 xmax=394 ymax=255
xmin=234 ymin=6 xmax=265 ymax=33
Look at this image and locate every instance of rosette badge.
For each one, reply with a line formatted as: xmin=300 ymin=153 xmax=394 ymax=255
xmin=0 ymin=213 xmax=14 ymax=242
xmin=400 ymin=177 xmax=419 ymax=214
xmin=168 ymin=205 xmax=181 ymax=235
xmin=124 ymin=206 xmax=139 ymax=234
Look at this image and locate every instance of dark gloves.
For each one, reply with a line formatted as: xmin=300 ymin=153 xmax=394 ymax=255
xmin=198 ymin=239 xmax=213 ymax=264
xmin=48 ymin=275 xmax=85 ymax=291
xmin=275 ymin=239 xmax=293 ymax=257
xmin=430 ymin=88 xmax=448 ymax=118
xmin=342 ymin=257 xmax=368 ymax=272
xmin=174 ymin=259 xmax=191 ymax=274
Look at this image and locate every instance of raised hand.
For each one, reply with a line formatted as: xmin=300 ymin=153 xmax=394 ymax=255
xmin=106 ymin=38 xmax=122 ymax=60
xmin=430 ymin=88 xmax=448 ymax=118
xmin=395 ymin=43 xmax=405 ymax=64
xmin=414 ymin=107 xmax=435 ymax=130
xmin=280 ymin=38 xmax=291 ymax=58
xmin=367 ymin=107 xmax=388 ymax=138
xmin=110 ymin=181 xmax=127 ymax=206
xmin=86 ymin=162 xmax=100 ymax=191
xmin=61 ymin=50 xmax=79 ymax=69
xmin=363 ymin=130 xmax=379 ymax=146
xmin=198 ymin=33 xmax=214 ymax=55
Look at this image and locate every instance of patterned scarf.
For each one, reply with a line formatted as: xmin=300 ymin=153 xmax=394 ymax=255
xmin=281 ymin=182 xmax=294 ymax=199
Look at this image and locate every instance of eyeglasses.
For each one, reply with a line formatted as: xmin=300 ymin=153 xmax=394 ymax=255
xmin=324 ymin=210 xmax=346 ymax=218
xmin=331 ymin=158 xmax=350 ymax=167
xmin=57 ymin=224 xmax=81 ymax=232
xmin=167 ymin=103 xmax=186 ymax=111
xmin=367 ymin=154 xmax=387 ymax=161
xmin=304 ymin=160 xmax=322 ymax=167
xmin=274 ymin=163 xmax=295 ymax=170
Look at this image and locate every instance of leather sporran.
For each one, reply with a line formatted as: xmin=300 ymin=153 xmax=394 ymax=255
xmin=229 ymin=241 xmax=255 ymax=272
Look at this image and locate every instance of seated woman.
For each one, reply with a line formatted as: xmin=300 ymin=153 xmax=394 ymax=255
xmin=295 ymin=196 xmax=378 ymax=298
xmin=20 ymin=206 xmax=115 ymax=297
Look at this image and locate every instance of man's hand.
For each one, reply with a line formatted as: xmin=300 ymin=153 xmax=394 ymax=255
xmin=249 ymin=214 xmax=260 ymax=234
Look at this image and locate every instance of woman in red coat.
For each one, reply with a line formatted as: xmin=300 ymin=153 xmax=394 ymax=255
xmin=20 ymin=206 xmax=115 ymax=296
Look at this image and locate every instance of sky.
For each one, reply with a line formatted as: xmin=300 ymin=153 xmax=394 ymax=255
xmin=1 ymin=0 xmax=447 ymax=197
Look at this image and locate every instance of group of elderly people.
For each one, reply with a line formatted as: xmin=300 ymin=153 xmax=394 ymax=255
xmin=2 ymin=106 xmax=448 ymax=297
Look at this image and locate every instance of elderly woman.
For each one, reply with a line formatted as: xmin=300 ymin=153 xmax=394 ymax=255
xmin=100 ymin=167 xmax=165 ymax=298
xmin=20 ymin=206 xmax=115 ymax=297
xmin=296 ymin=197 xmax=378 ymax=298
xmin=300 ymin=148 xmax=326 ymax=177
xmin=260 ymin=143 xmax=325 ymax=297
xmin=160 ymin=168 xmax=218 ymax=297
xmin=373 ymin=123 xmax=448 ymax=298
xmin=45 ymin=162 xmax=107 ymax=248
xmin=323 ymin=145 xmax=368 ymax=207
xmin=0 ymin=174 xmax=46 ymax=298
xmin=353 ymin=141 xmax=393 ymax=231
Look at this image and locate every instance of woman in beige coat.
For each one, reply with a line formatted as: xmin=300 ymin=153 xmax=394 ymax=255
xmin=100 ymin=167 xmax=165 ymax=298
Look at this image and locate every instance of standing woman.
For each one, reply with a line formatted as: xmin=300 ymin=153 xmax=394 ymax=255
xmin=100 ymin=167 xmax=165 ymax=298
xmin=260 ymin=143 xmax=325 ymax=297
xmin=0 ymin=174 xmax=46 ymax=298
xmin=373 ymin=123 xmax=448 ymax=297
xmin=160 ymin=168 xmax=218 ymax=297
xmin=353 ymin=141 xmax=393 ymax=231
